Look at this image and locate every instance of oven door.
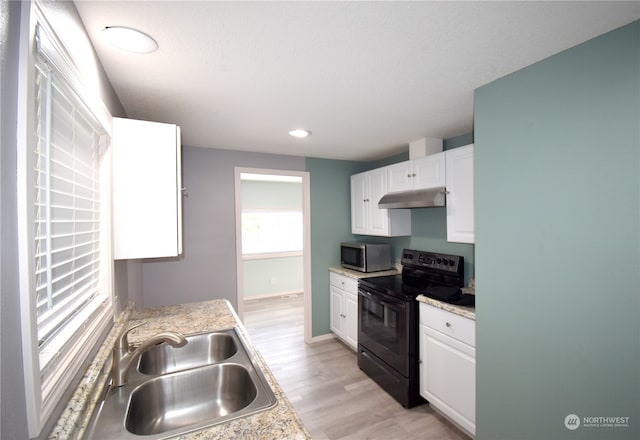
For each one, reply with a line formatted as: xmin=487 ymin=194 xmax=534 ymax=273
xmin=358 ymin=286 xmax=409 ymax=377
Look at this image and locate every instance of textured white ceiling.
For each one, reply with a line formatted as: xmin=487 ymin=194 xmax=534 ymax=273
xmin=74 ymin=1 xmax=640 ymax=161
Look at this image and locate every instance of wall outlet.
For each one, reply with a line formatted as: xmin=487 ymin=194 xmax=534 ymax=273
xmin=270 ymin=276 xmax=277 ymax=285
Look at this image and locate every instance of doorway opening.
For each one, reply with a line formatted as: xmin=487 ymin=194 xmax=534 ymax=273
xmin=234 ymin=168 xmax=312 ymax=344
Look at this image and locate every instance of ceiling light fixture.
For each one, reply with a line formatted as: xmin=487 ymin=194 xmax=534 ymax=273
xmin=102 ymin=26 xmax=158 ymax=54
xmin=289 ymin=129 xmax=311 ymax=138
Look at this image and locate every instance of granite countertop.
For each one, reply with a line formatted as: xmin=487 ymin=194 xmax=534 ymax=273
xmin=329 ymin=266 xmax=400 ymax=279
xmin=50 ymin=300 xmax=311 ymax=440
xmin=416 ymin=295 xmax=476 ymax=320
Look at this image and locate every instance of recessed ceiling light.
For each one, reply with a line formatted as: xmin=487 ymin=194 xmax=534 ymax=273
xmin=102 ymin=26 xmax=158 ymax=54
xmin=289 ymin=129 xmax=311 ymax=138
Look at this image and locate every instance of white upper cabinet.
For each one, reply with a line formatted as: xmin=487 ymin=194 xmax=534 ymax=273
xmin=350 ymin=170 xmax=369 ymax=233
xmin=351 ymin=168 xmax=411 ymax=236
xmin=387 ymin=152 xmax=445 ymax=193
xmin=112 ymin=117 xmax=183 ymax=259
xmin=445 ymin=144 xmax=475 ymax=244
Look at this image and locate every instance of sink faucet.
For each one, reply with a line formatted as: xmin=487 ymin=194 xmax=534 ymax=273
xmin=112 ymin=322 xmax=187 ymax=387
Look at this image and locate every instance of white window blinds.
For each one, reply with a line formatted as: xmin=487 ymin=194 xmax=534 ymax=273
xmin=18 ymin=9 xmax=114 ymax=436
xmin=32 ymin=34 xmax=109 ymax=377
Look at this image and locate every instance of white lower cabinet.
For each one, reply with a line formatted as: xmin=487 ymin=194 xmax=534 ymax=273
xmin=419 ymin=302 xmax=476 ymax=437
xmin=329 ymin=272 xmax=358 ymax=350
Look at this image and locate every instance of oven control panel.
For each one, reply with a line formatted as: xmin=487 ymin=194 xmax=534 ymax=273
xmin=401 ymin=249 xmax=463 ymax=273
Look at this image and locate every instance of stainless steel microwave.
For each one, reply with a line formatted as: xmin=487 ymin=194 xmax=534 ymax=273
xmin=340 ymin=242 xmax=392 ymax=273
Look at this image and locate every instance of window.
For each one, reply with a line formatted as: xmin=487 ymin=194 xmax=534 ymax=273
xmin=33 ymin=54 xmax=108 ymax=375
xmin=18 ymin=6 xmax=113 ymax=437
xmin=241 ymin=210 xmax=303 ymax=255
xmin=239 ymin=175 xmax=304 ymax=256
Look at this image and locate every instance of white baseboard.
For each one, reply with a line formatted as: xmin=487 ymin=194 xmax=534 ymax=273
xmin=244 ymin=290 xmax=303 ymax=301
xmin=308 ymin=333 xmax=336 ymax=344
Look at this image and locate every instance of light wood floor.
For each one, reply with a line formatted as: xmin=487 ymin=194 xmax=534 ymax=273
xmin=243 ymin=294 xmax=470 ymax=440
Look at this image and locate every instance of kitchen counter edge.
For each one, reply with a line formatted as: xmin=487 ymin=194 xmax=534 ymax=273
xmin=329 ymin=266 xmax=400 ymax=279
xmin=416 ymin=295 xmax=476 ymax=321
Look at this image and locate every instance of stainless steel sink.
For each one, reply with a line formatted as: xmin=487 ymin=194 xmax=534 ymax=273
xmin=137 ymin=331 xmax=238 ymax=375
xmin=87 ymin=328 xmax=277 ymax=439
xmin=127 ymin=363 xmax=260 ymax=435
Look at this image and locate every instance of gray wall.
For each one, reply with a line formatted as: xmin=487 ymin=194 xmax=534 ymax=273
xmin=140 ymin=146 xmax=305 ymax=309
xmin=1 ymin=2 xmax=125 ymax=438
xmin=475 ymin=21 xmax=639 ymax=439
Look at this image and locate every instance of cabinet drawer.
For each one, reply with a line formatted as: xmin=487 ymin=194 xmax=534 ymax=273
xmin=329 ymin=272 xmax=358 ymax=293
xmin=420 ymin=303 xmax=475 ymax=347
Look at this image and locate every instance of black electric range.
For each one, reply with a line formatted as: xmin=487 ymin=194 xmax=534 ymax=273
xmin=357 ymin=248 xmax=472 ymax=408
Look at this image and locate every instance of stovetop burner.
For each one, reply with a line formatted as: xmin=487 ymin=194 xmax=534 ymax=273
xmin=360 ymin=249 xmax=474 ymax=305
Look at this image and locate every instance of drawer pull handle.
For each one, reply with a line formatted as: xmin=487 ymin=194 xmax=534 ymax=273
xmin=445 ymin=322 xmax=452 ymax=328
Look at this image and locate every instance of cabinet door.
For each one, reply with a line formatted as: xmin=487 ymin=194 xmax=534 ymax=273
xmin=413 ymin=152 xmax=445 ymax=190
xmin=366 ymin=168 xmax=389 ymax=235
xmin=350 ymin=173 xmax=368 ymax=234
xmin=329 ymin=286 xmax=345 ymax=338
xmin=113 ymin=118 xmax=182 ymax=259
xmin=344 ymin=292 xmax=358 ymax=350
xmin=420 ymin=324 xmax=476 ymax=436
xmin=446 ymin=145 xmax=475 ymax=244
xmin=386 ymin=160 xmax=414 ymax=193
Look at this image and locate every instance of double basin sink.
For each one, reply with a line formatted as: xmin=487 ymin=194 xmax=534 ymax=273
xmin=88 ymin=328 xmax=277 ymax=439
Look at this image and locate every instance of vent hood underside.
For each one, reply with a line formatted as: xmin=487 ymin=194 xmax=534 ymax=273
xmin=377 ymin=187 xmax=446 ymax=209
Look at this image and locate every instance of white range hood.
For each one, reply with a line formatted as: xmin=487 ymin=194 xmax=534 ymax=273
xmin=378 ymin=137 xmax=446 ymax=209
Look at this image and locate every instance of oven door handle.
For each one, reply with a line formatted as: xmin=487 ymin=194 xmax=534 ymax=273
xmin=359 ymin=289 xmax=405 ymax=308
xmin=359 ymin=290 xmax=375 ymax=300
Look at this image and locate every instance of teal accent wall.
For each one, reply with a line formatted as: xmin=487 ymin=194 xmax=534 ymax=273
xmin=306 ymin=157 xmax=367 ymax=336
xmin=444 ymin=132 xmax=474 ymax=150
xmin=475 ymin=21 xmax=639 ymax=440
